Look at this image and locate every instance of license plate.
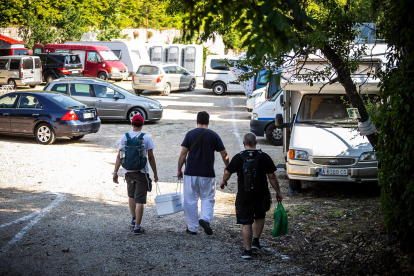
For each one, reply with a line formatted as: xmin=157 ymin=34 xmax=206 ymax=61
xmin=140 ymin=80 xmax=151 ymax=83
xmin=319 ymin=168 xmax=348 ymax=176
xmin=83 ymin=112 xmax=93 ymax=119
xmin=71 ymin=70 xmax=79 ymax=74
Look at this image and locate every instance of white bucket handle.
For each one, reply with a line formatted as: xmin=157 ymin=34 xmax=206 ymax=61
xmin=155 ymin=179 xmax=182 ymax=195
xmin=176 ymin=179 xmax=182 ymax=194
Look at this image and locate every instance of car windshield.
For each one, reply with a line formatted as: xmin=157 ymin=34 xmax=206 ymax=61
xmin=65 ymin=55 xmax=81 ymax=64
xmin=99 ymin=50 xmax=120 ymax=61
xmin=297 ymin=94 xmax=357 ymax=124
xmin=48 ymin=94 xmax=87 ymax=109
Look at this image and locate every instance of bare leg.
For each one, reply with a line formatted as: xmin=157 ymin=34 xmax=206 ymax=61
xmin=242 ymin=224 xmax=253 ymax=250
xmin=253 ymin=219 xmax=265 ymax=239
xmin=128 ymin=197 xmax=136 ymax=217
xmin=135 ymin=203 xmax=144 ymax=226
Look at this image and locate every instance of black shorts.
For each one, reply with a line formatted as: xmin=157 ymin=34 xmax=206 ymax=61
xmin=236 ymin=195 xmax=271 ymax=225
xmin=125 ymin=172 xmax=150 ymax=204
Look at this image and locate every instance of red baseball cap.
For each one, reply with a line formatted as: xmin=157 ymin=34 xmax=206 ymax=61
xmin=131 ymin=115 xmax=144 ymax=124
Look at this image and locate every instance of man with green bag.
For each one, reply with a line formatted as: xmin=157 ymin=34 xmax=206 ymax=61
xmin=221 ymin=132 xmax=283 ymax=259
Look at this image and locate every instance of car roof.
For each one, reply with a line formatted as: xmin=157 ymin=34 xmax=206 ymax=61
xmin=3 ymin=91 xmax=71 ymax=97
xmin=35 ymin=53 xmax=77 ymax=56
xmin=48 ymin=77 xmax=110 ymax=85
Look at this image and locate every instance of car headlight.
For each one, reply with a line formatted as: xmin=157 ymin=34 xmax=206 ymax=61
xmin=359 ymin=152 xmax=376 ymax=162
xmin=110 ymin=67 xmax=119 ymax=73
xmin=252 ymin=113 xmax=258 ymax=120
xmin=148 ymin=102 xmax=162 ymax=109
xmin=289 ymin=149 xmax=309 ymax=160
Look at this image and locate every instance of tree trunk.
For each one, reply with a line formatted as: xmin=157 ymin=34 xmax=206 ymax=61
xmin=321 ymin=45 xmax=378 ymax=147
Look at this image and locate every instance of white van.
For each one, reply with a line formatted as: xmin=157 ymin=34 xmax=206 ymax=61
xmin=64 ymin=41 xmax=150 ymax=77
xmin=275 ymin=48 xmax=386 ymax=191
xmin=203 ymin=55 xmax=244 ymax=95
xmin=0 ymin=56 xmax=42 ymax=88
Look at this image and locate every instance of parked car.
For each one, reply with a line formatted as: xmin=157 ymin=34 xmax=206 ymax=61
xmin=35 ymin=53 xmax=83 ymax=83
xmin=132 ymin=64 xmax=196 ymax=96
xmin=0 ymin=91 xmax=100 ymax=145
xmin=0 ymin=55 xmax=42 ymax=88
xmin=44 ymin=77 xmax=163 ymax=122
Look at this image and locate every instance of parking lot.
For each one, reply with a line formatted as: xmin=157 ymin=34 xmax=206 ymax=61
xmin=0 ymin=83 xmax=297 ymax=275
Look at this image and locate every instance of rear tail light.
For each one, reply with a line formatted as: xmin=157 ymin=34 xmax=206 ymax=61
xmin=58 ymin=68 xmax=70 ymax=74
xmin=156 ymin=76 xmax=164 ymax=83
xmin=21 ymin=63 xmax=23 ymax=76
xmin=132 ymin=75 xmax=134 ymax=82
xmin=79 ymin=69 xmax=83 ymax=73
xmin=61 ymin=110 xmax=79 ymax=121
xmin=95 ymin=109 xmax=99 ymax=119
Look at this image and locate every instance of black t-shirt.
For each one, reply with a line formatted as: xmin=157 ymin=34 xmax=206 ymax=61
xmin=181 ymin=128 xmax=225 ymax=177
xmin=226 ymin=150 xmax=276 ymax=206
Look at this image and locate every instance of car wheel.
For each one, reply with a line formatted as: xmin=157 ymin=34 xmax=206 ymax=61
xmin=134 ymin=89 xmax=143 ymax=95
xmin=70 ymin=135 xmax=85 ymax=140
xmin=128 ymin=107 xmax=146 ymax=123
xmin=212 ymin=82 xmax=225 ymax=95
xmin=115 ymin=79 xmax=123 ymax=82
xmin=35 ymin=123 xmax=56 ymax=145
xmin=289 ymin=179 xmax=302 ymax=191
xmin=187 ymin=79 xmax=196 ymax=91
xmin=97 ymin=72 xmax=108 ymax=80
xmin=161 ymin=83 xmax=171 ymax=96
xmin=265 ymin=123 xmax=283 ymax=146
xmin=29 ymin=85 xmax=37 ymax=88
xmin=7 ymin=79 xmax=16 ymax=89
xmin=46 ymin=74 xmax=55 ymax=84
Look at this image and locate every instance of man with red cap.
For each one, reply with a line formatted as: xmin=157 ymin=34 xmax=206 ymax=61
xmin=113 ymin=114 xmax=159 ymax=235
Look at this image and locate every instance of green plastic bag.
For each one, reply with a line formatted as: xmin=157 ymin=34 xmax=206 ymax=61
xmin=272 ymin=202 xmax=288 ymax=237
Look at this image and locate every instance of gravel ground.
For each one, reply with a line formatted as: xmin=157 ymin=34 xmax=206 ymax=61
xmin=0 ymin=85 xmax=301 ymax=275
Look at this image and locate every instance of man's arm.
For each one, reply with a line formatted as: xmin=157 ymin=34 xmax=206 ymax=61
xmin=113 ymin=151 xmax=121 ymax=184
xmin=220 ymin=149 xmax=229 ymax=168
xmin=148 ymin=149 xmax=159 ymax=182
xmin=220 ymin=169 xmax=232 ymax=189
xmin=267 ymin=172 xmax=283 ymax=202
xmin=177 ymin=146 xmax=189 ymax=179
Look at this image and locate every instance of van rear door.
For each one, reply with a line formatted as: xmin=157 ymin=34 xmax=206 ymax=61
xmin=22 ymin=58 xmax=34 ymax=81
xmin=0 ymin=58 xmax=9 ymax=85
xmin=33 ymin=57 xmax=42 ymax=83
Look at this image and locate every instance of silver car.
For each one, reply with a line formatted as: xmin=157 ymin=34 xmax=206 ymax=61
xmin=132 ymin=64 xmax=196 ymax=96
xmin=44 ymin=77 xmax=163 ymax=122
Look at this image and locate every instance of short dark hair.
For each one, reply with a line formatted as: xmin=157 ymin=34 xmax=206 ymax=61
xmin=132 ymin=123 xmax=143 ymax=128
xmin=243 ymin=132 xmax=257 ymax=147
xmin=197 ymin=111 xmax=209 ymax=125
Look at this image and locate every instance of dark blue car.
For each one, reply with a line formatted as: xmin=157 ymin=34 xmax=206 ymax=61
xmin=0 ymin=91 xmax=101 ymax=145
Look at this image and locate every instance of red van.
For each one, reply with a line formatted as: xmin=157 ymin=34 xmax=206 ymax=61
xmin=33 ymin=44 xmax=128 ymax=81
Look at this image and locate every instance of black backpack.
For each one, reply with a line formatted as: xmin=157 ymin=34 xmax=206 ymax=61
xmin=241 ymin=150 xmax=262 ymax=192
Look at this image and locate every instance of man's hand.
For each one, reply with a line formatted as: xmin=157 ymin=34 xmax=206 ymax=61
xmin=177 ymin=170 xmax=183 ymax=179
xmin=276 ymin=192 xmax=283 ymax=202
xmin=220 ymin=181 xmax=227 ymax=190
xmin=154 ymin=174 xmax=159 ymax=182
xmin=113 ymin=173 xmax=119 ymax=184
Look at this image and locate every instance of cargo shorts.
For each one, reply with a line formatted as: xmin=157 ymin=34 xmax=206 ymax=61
xmin=125 ymin=172 xmax=151 ymax=204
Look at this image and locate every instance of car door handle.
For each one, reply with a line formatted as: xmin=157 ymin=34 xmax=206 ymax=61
xmin=97 ymin=100 xmax=102 ymax=103
xmin=32 ymin=114 xmax=39 ymax=116
xmin=3 ymin=113 xmax=10 ymax=116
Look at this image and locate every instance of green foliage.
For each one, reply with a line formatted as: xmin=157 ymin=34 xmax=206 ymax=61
xmin=371 ymin=0 xmax=414 ymax=249
xmin=147 ymin=31 xmax=153 ymax=40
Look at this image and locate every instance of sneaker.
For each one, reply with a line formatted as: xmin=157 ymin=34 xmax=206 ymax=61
xmin=186 ymin=228 xmax=197 ymax=235
xmin=130 ymin=218 xmax=135 ymax=227
xmin=251 ymin=239 xmax=262 ymax=250
xmin=241 ymin=249 xmax=252 ymax=259
xmin=199 ymin=219 xmax=213 ymax=235
xmin=133 ymin=227 xmax=145 ymax=235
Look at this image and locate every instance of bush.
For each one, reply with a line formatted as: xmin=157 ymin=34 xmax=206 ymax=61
xmin=147 ymin=30 xmax=153 ymax=39
xmin=133 ymin=31 xmax=139 ymax=39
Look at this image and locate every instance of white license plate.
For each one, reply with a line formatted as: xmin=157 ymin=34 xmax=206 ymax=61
xmin=71 ymin=70 xmax=79 ymax=74
xmin=319 ymin=168 xmax=348 ymax=176
xmin=140 ymin=80 xmax=151 ymax=83
xmin=83 ymin=112 xmax=93 ymax=119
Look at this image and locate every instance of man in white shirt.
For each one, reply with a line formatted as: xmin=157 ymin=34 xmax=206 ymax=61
xmin=113 ymin=115 xmax=159 ymax=235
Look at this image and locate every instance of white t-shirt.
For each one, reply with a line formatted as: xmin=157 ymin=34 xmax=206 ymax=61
xmin=119 ymin=131 xmax=154 ymax=173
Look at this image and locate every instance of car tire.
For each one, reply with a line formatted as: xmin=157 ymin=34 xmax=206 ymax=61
xmin=29 ymin=85 xmax=37 ymax=88
xmin=134 ymin=89 xmax=143 ymax=95
xmin=289 ymin=179 xmax=302 ymax=191
xmin=128 ymin=107 xmax=146 ymax=123
xmin=187 ymin=79 xmax=196 ymax=91
xmin=114 ymin=79 xmax=123 ymax=82
xmin=97 ymin=72 xmax=108 ymax=80
xmin=161 ymin=83 xmax=171 ymax=96
xmin=7 ymin=79 xmax=16 ymax=89
xmin=212 ymin=82 xmax=225 ymax=95
xmin=70 ymin=135 xmax=85 ymax=140
xmin=35 ymin=123 xmax=56 ymax=145
xmin=265 ymin=123 xmax=283 ymax=146
xmin=46 ymin=74 xmax=55 ymax=84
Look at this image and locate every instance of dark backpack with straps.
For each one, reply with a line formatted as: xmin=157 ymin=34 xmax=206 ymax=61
xmin=121 ymin=133 xmax=147 ymax=170
xmin=241 ymin=150 xmax=262 ymax=192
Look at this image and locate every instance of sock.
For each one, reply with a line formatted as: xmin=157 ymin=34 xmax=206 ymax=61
xmin=134 ymin=224 xmax=140 ymax=230
xmin=132 ymin=217 xmax=136 ymax=221
xmin=253 ymin=238 xmax=259 ymax=243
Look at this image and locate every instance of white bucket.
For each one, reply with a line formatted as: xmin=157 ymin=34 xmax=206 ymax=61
xmin=154 ymin=181 xmax=184 ymax=216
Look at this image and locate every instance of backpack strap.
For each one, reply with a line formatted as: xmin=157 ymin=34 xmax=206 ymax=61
xmin=136 ymin=133 xmax=145 ymax=141
xmin=125 ymin=132 xmax=131 ymax=140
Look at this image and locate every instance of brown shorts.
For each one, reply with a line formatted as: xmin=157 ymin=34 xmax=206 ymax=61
xmin=125 ymin=172 xmax=150 ymax=204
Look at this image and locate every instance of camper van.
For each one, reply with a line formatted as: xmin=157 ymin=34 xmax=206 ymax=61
xmin=33 ymin=44 xmax=128 ymax=81
xmin=0 ymin=55 xmax=42 ymax=88
xmin=64 ymin=41 xmax=150 ymax=77
xmin=203 ymin=55 xmax=245 ymax=95
xmin=274 ymin=45 xmax=386 ymax=191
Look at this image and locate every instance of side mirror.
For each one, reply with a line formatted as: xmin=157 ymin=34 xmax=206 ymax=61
xmin=114 ymin=96 xmax=119 ymax=100
xmin=275 ymin=113 xmax=291 ymax=128
xmin=279 ymin=94 xmax=284 ymax=106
